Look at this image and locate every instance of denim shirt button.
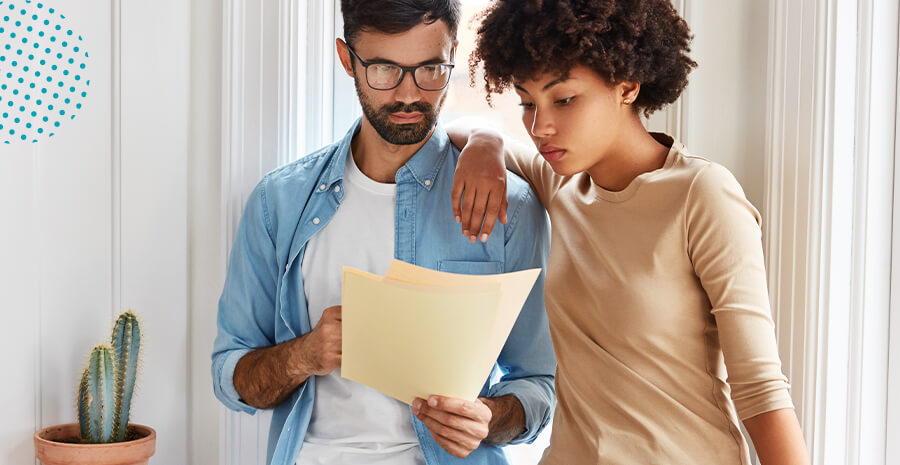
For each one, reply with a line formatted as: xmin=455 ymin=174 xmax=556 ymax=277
xmin=312 ymin=217 xmax=320 ymax=225
xmin=424 ymin=179 xmax=432 ymax=187
xmin=334 ymin=185 xmax=341 ymax=193
xmin=319 ymin=184 xmax=326 ymax=191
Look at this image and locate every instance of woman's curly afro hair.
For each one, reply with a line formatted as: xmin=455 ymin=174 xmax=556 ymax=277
xmin=470 ymin=0 xmax=697 ymax=115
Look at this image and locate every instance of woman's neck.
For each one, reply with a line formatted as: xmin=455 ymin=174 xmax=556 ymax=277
xmin=586 ymin=117 xmax=671 ymax=192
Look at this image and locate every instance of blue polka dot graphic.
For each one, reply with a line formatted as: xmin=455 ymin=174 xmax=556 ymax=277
xmin=0 ymin=0 xmax=89 ymax=144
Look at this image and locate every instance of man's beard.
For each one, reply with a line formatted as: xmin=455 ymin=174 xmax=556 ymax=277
xmin=355 ymin=78 xmax=447 ymax=145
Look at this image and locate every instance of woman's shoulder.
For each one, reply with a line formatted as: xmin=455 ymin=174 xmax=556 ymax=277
xmin=668 ymin=148 xmax=760 ymax=227
xmin=662 ymin=143 xmax=744 ymax=199
xmin=649 ymin=141 xmax=756 ymax=223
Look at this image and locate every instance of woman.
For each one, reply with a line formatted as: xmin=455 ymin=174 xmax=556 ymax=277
xmin=447 ymin=1 xmax=809 ymax=464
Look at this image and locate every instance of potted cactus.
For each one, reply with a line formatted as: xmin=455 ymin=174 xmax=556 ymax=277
xmin=34 ymin=311 xmax=156 ymax=465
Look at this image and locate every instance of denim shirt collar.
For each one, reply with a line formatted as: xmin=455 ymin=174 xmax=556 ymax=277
xmin=317 ymin=117 xmax=452 ymax=193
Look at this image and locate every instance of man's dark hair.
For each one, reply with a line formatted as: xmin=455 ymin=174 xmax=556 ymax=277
xmin=341 ymin=0 xmax=461 ymax=45
xmin=470 ymin=0 xmax=697 ymax=115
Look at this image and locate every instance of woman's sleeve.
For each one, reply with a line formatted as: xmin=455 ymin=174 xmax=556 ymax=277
xmin=685 ymin=163 xmax=795 ymax=420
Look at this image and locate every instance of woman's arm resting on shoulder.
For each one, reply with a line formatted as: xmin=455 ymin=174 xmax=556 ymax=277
xmin=446 ymin=119 xmax=508 ymax=242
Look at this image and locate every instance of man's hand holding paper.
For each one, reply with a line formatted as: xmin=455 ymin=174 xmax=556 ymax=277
xmin=301 ymin=305 xmax=343 ymax=376
xmin=412 ymin=395 xmax=492 ymax=458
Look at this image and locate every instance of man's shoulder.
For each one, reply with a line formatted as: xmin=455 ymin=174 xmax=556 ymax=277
xmin=264 ymin=144 xmax=338 ymax=187
xmin=501 ymin=171 xmax=547 ymax=242
xmin=255 ymin=142 xmax=345 ymax=209
xmin=245 ymin=143 xmax=345 ymax=233
xmin=505 ymin=170 xmax=540 ymax=210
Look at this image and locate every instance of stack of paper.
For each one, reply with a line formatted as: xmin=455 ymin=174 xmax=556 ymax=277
xmin=341 ymin=260 xmax=540 ymax=405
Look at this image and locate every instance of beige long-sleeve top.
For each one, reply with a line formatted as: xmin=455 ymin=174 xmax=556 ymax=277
xmin=506 ymin=134 xmax=794 ymax=465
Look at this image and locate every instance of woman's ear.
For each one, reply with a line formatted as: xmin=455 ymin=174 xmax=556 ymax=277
xmin=336 ymin=38 xmax=355 ymax=77
xmin=619 ymin=81 xmax=641 ymax=106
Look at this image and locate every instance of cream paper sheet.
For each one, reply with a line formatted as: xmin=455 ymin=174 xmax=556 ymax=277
xmin=340 ymin=260 xmax=540 ymax=405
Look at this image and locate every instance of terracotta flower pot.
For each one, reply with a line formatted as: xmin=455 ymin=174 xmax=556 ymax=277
xmin=34 ymin=423 xmax=156 ymax=465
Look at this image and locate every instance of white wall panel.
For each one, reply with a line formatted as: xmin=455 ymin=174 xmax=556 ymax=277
xmin=189 ymin=0 xmax=225 ymax=463
xmin=0 ymin=154 xmax=41 ymax=464
xmin=0 ymin=2 xmax=113 ymax=464
xmin=764 ymin=0 xmax=900 ymax=463
xmin=120 ymin=0 xmax=190 ymax=463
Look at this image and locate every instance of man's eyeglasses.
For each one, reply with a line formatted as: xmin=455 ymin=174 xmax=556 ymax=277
xmin=346 ymin=44 xmax=455 ymax=91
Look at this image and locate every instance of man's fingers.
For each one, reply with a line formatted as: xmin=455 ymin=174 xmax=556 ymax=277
xmin=500 ymin=196 xmax=508 ymax=224
xmin=320 ymin=321 xmax=342 ymax=338
xmin=433 ymin=432 xmax=475 ymax=459
xmin=322 ymin=305 xmax=342 ymax=321
xmin=414 ymin=412 xmax=481 ymax=458
xmin=327 ymin=353 xmax=341 ymax=367
xmin=418 ymin=410 xmax=480 ymax=443
xmin=412 ymin=396 xmax=489 ymax=457
xmin=425 ymin=395 xmax=490 ymax=422
xmin=418 ymin=403 xmax=474 ymax=432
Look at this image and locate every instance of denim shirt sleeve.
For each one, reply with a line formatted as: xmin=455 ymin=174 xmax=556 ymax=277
xmin=211 ymin=178 xmax=280 ymax=415
xmin=487 ymin=183 xmax=556 ymax=444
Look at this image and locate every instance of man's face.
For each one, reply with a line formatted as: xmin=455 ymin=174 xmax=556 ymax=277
xmin=344 ymin=22 xmax=455 ymax=145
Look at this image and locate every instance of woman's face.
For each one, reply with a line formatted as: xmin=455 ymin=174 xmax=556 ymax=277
xmin=513 ymin=65 xmax=630 ymax=176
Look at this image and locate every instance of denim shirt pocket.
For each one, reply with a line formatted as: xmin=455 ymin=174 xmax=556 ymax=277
xmin=437 ymin=260 xmax=502 ymax=275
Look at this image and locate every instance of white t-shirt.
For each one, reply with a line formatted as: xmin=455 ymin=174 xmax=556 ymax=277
xmin=297 ymin=150 xmax=425 ymax=465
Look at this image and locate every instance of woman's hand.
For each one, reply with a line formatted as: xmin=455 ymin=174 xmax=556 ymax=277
xmin=448 ymin=126 xmax=509 ymax=243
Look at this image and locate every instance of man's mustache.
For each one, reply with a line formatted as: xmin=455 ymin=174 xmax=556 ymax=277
xmin=380 ymin=102 xmax=433 ymax=114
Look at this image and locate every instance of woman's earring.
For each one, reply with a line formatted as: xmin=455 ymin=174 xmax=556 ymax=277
xmin=623 ymin=98 xmax=633 ymax=105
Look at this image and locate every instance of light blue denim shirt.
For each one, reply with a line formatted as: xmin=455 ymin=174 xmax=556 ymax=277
xmin=212 ymin=119 xmax=555 ymax=465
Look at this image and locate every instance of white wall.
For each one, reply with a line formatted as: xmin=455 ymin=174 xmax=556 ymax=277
xmin=0 ymin=0 xmax=191 ymax=463
xmin=189 ymin=0 xmax=224 ymax=464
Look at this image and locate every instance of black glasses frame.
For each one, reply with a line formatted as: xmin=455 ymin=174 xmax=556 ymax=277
xmin=345 ymin=44 xmax=455 ymax=91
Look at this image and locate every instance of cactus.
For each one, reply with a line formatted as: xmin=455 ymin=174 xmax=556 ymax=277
xmin=78 ymin=345 xmax=116 ymax=443
xmin=111 ymin=311 xmax=141 ymax=442
xmin=77 ymin=311 xmax=142 ymax=444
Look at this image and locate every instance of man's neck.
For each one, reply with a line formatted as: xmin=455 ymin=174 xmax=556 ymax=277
xmin=350 ymin=118 xmax=435 ymax=184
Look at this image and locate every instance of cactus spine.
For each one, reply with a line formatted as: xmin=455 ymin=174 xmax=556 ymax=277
xmin=111 ymin=311 xmax=141 ymax=442
xmin=78 ymin=345 xmax=116 ymax=443
xmin=77 ymin=311 xmax=142 ymax=444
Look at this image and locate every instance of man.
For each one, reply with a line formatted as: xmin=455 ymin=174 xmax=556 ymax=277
xmin=211 ymin=1 xmax=554 ymax=464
